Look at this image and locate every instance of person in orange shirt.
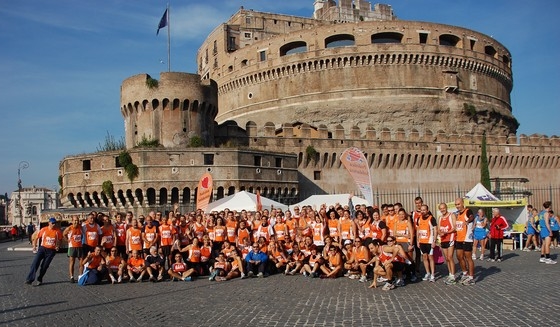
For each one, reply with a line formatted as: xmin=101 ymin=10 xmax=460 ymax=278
xmin=81 ymin=245 xmax=107 ymax=285
xmin=106 ymin=247 xmax=126 ymax=284
xmin=126 ymin=219 xmax=143 ymax=254
xmin=25 ymin=217 xmax=63 ymax=286
xmin=225 ymin=211 xmax=238 ymax=244
xmin=142 ymin=217 xmax=158 ymax=258
xmin=127 ymin=249 xmax=146 ymax=282
xmin=349 ymin=238 xmax=370 ymax=282
xmin=454 ymin=198 xmax=476 ymax=285
xmin=320 ymin=245 xmax=343 ymax=278
xmin=209 ymin=252 xmax=230 ymax=281
xmin=284 ymin=242 xmax=305 ymax=275
xmin=114 ymin=212 xmax=129 ymax=260
xmin=100 ymin=215 xmax=116 ymax=254
xmin=82 ymin=212 xmax=102 ymax=258
xmin=437 ymin=203 xmax=457 ymax=285
xmin=213 ymin=217 xmax=227 ymax=256
xmin=327 ymin=210 xmax=340 ymax=243
xmin=385 ymin=204 xmax=398 ymax=238
xmin=338 ymin=209 xmax=357 ymax=245
xmin=63 ymin=215 xmax=83 ymax=283
xmin=416 ymin=204 xmax=437 ymax=282
xmin=159 ymin=218 xmax=177 ymax=270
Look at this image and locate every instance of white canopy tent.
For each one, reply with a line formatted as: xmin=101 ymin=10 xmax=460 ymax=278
xmin=206 ymin=191 xmax=288 ymax=212
xmin=447 ymin=183 xmax=528 ymax=225
xmin=291 ymin=194 xmax=369 ymax=211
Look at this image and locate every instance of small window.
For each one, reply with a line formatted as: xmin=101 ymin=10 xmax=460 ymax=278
xmin=241 ymin=59 xmax=248 ymax=67
xmin=244 ymin=32 xmax=251 ymax=39
xmin=83 ymin=160 xmax=91 ymax=171
xmin=254 ymin=155 xmax=262 ymax=166
xmin=228 ymin=37 xmax=236 ymax=52
xmin=115 ymin=157 xmax=122 ymax=168
xmin=204 ymin=154 xmax=214 ymax=165
xmin=372 ymin=32 xmax=403 ymax=44
xmin=419 ymin=33 xmax=428 ymax=44
xmin=313 ymin=171 xmax=321 ymax=180
xmin=469 ymin=39 xmax=476 ymax=50
xmin=258 ymin=50 xmax=266 ymax=62
xmin=439 ymin=34 xmax=460 ymax=47
xmin=213 ymin=40 xmax=217 ymax=54
xmin=246 ymin=16 xmax=251 ymax=24
xmin=275 ymin=157 xmax=283 ymax=168
xmin=485 ymin=45 xmax=497 ymax=57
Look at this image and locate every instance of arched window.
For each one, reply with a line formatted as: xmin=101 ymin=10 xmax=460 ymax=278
xmin=439 ymin=34 xmax=460 ymax=47
xmin=325 ymin=34 xmax=355 ymax=48
xmin=280 ymin=41 xmax=307 ymax=56
xmin=371 ymin=32 xmax=403 ymax=44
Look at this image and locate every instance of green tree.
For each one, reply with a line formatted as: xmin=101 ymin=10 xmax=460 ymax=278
xmin=480 ymin=133 xmax=491 ymax=191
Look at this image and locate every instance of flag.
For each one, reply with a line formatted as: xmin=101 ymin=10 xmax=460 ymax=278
xmin=256 ymin=189 xmax=263 ymax=211
xmin=157 ymin=9 xmax=168 ymax=35
xmin=340 ymin=147 xmax=374 ymax=206
xmin=196 ymin=173 xmax=213 ymax=211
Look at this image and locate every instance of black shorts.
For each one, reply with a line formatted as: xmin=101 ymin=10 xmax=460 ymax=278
xmin=392 ymin=261 xmax=406 ymax=272
xmin=160 ymin=245 xmax=171 ymax=257
xmin=67 ymin=247 xmax=83 ymax=258
xmin=455 ymin=241 xmax=473 ymax=252
xmin=440 ymin=241 xmax=455 ymax=249
xmin=82 ymin=245 xmax=95 ymax=258
xmin=552 ymin=230 xmax=559 ymax=241
xmin=419 ymin=243 xmax=433 ymax=255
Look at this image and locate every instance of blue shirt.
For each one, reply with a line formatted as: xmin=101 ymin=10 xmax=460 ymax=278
xmin=245 ymin=250 xmax=268 ymax=263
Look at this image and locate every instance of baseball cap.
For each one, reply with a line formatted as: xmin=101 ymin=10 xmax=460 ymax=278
xmin=49 ymin=217 xmax=56 ymax=223
xmin=344 ymin=240 xmax=352 ymax=245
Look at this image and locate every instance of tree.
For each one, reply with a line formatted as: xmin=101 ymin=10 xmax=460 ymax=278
xmin=480 ymin=133 xmax=491 ymax=191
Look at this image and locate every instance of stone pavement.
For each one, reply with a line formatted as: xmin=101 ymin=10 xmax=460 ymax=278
xmin=1 ymin=241 xmax=559 ymax=327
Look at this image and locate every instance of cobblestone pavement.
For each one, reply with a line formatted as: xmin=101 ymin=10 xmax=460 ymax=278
xmin=1 ymin=241 xmax=559 ymax=327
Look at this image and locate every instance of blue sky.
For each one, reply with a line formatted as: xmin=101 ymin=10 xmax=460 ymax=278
xmin=1 ymin=0 xmax=558 ymax=197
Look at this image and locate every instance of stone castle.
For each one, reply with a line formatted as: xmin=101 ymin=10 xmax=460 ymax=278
xmin=59 ymin=1 xmax=559 ymax=215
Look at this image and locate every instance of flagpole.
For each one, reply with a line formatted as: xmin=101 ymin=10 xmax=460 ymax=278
xmin=166 ymin=2 xmax=171 ymax=72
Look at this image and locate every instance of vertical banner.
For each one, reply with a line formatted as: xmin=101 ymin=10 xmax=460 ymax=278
xmin=256 ymin=189 xmax=263 ymax=211
xmin=196 ymin=172 xmax=213 ymax=211
xmin=340 ymin=147 xmax=373 ymax=205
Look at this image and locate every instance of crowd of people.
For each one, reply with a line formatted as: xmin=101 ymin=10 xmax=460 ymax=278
xmin=24 ymin=197 xmax=558 ymax=289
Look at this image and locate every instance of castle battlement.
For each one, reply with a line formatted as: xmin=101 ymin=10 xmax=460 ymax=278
xmin=243 ymin=121 xmax=560 ymax=148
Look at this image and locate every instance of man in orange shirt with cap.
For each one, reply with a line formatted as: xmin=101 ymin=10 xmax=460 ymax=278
xmin=25 ymin=217 xmax=63 ymax=286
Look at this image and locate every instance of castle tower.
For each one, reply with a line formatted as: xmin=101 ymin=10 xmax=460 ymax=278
xmin=120 ymin=72 xmax=218 ymax=149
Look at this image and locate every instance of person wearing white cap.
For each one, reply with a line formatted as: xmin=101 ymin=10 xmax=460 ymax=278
xmin=25 ymin=217 xmax=63 ymax=286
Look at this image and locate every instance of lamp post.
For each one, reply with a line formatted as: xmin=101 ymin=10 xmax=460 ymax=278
xmin=17 ymin=161 xmax=29 ymax=226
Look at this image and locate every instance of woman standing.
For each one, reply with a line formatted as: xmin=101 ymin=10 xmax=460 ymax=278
xmin=472 ymin=209 xmax=488 ymax=260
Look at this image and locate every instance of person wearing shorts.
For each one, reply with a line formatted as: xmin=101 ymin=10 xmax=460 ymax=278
xmin=63 ymin=216 xmax=83 ymax=283
xmin=437 ymin=203 xmax=457 ymax=285
xmin=472 ymin=209 xmax=488 ymax=260
xmin=454 ymin=198 xmax=476 ymax=285
xmin=416 ymin=205 xmax=437 ymax=282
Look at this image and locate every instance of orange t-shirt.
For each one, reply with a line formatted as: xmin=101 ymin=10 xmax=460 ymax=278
xmin=38 ymin=227 xmax=62 ymax=250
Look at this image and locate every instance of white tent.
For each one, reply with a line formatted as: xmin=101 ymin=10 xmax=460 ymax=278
xmin=292 ymin=194 xmax=369 ymax=210
xmin=447 ymin=183 xmax=528 ymax=225
xmin=206 ymin=191 xmax=288 ymax=212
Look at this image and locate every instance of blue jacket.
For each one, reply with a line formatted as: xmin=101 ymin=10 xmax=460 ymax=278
xmin=245 ymin=250 xmax=268 ymax=263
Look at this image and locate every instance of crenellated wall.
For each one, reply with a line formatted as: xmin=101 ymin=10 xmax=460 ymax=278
xmin=121 ymin=72 xmax=218 ymax=148
xmin=235 ymin=121 xmax=560 ymax=199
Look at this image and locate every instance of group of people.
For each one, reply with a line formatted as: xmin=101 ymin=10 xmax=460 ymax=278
xmin=25 ymin=196 xmax=557 ymax=289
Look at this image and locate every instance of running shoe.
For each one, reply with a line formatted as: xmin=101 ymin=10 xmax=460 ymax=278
xmin=496 ymin=258 xmax=501 ymax=262
xmin=535 ymin=247 xmax=541 ymax=251
xmin=539 ymin=257 xmax=547 ymax=263
xmin=359 ymin=275 xmax=367 ymax=283
xmin=382 ymin=283 xmax=395 ymax=291
xmin=257 ymin=272 xmax=264 ymax=278
xmin=479 ymin=254 xmax=484 ymax=260
xmin=377 ymin=276 xmax=388 ymax=283
xmin=303 ymin=272 xmax=308 ymax=277
xmin=240 ymin=272 xmax=247 ymax=279
xmin=458 ymin=274 xmax=469 ymax=284
xmin=183 ymin=276 xmax=192 ymax=282
xmin=395 ymin=278 xmax=405 ymax=287
xmin=471 ymin=254 xmax=476 ymax=260
xmin=462 ymin=277 xmax=475 ymax=286
xmin=117 ymin=276 xmax=122 ymax=283
xmin=349 ymin=274 xmax=358 ymax=279
xmin=429 ymin=275 xmax=436 ymax=282
xmin=410 ymin=275 xmax=418 ymax=283
xmin=522 ymin=247 xmax=530 ymax=252
xmin=129 ymin=277 xmax=136 ymax=282
xmin=247 ymin=271 xmax=254 ymax=278
xmin=422 ymin=273 xmax=430 ymax=281
xmin=545 ymin=259 xmax=557 ymax=264
xmin=70 ymin=277 xmax=75 ymax=283
xmin=157 ymin=275 xmax=163 ymax=281
xmin=444 ymin=276 xmax=456 ymax=285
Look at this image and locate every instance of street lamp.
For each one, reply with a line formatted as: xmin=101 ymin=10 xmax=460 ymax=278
xmin=17 ymin=161 xmax=29 ymax=226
